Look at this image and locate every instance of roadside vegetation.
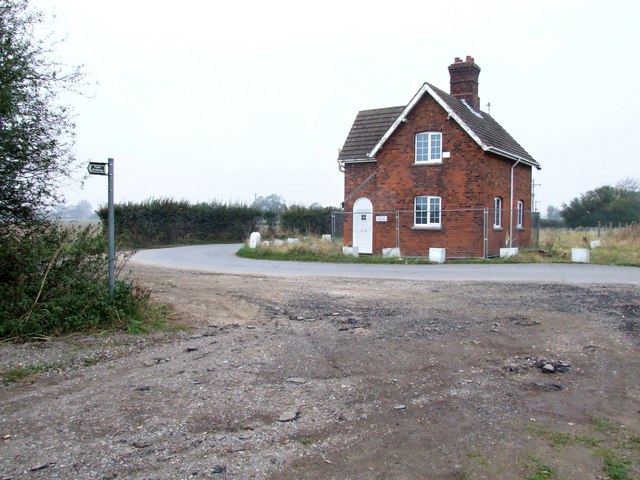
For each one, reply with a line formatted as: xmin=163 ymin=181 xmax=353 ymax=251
xmin=238 ymin=239 xmax=428 ymax=264
xmin=0 ymin=1 xmax=167 ymax=342
xmin=538 ymin=225 xmax=640 ymax=266
xmin=0 ymin=223 xmax=168 ymax=341
xmin=97 ymin=198 xmax=335 ymax=249
xmin=237 ymin=225 xmax=640 ymax=267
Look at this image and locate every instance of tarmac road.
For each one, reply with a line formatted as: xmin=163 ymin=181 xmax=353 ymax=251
xmin=131 ymin=243 xmax=640 ymax=285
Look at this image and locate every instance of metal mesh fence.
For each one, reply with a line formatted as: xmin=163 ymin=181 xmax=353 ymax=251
xmin=332 ymin=208 xmax=539 ymax=258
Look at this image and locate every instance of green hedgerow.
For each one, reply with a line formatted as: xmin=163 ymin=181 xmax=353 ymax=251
xmin=0 ymin=222 xmax=165 ymax=341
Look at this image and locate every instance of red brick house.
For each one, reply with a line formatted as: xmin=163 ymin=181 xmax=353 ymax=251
xmin=337 ymin=56 xmax=541 ymax=258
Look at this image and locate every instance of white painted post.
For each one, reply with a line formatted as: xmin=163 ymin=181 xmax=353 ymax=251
xmin=249 ymin=232 xmax=261 ymax=249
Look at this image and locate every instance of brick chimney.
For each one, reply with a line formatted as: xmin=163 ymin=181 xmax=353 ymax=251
xmin=448 ymin=55 xmax=481 ymax=111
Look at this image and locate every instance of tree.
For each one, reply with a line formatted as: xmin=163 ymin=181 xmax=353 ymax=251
xmin=251 ymin=194 xmax=287 ymax=213
xmin=616 ymin=177 xmax=640 ymax=193
xmin=52 ymin=199 xmax=96 ymax=219
xmin=560 ymin=181 xmax=640 ymax=228
xmin=545 ymin=205 xmax=562 ymax=221
xmin=0 ymin=0 xmax=83 ymax=234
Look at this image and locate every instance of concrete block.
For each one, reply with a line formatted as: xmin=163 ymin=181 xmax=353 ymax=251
xmin=321 ymin=234 xmax=332 ymax=241
xmin=590 ymin=240 xmax=601 ymax=249
xmin=261 ymin=241 xmax=270 ymax=247
xmin=500 ymin=247 xmax=519 ymax=258
xmin=249 ymin=232 xmax=261 ymax=249
xmin=287 ymin=238 xmax=300 ymax=245
xmin=572 ymin=248 xmax=590 ymax=263
xmin=382 ymin=247 xmax=400 ymax=258
xmin=429 ymin=248 xmax=446 ymax=263
xmin=274 ymin=239 xmax=285 ymax=247
xmin=342 ymin=246 xmax=359 ymax=257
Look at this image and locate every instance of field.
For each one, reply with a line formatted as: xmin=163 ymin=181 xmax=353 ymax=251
xmin=1 ymin=262 xmax=639 ymax=479
xmin=539 ymin=225 xmax=640 ymax=266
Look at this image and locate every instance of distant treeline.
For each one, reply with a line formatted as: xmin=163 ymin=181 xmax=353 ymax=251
xmin=97 ymin=198 xmax=336 ymax=247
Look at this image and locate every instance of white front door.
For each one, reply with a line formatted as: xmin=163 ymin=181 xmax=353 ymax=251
xmin=353 ymin=197 xmax=373 ymax=254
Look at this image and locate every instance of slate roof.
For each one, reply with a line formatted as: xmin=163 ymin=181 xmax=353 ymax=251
xmin=337 ymin=83 xmax=540 ymax=169
xmin=337 ymin=106 xmax=405 ymax=163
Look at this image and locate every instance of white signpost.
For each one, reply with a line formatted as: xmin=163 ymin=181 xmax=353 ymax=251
xmin=88 ymin=158 xmax=115 ymax=299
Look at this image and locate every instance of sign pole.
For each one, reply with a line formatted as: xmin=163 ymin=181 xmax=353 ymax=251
xmin=107 ymin=158 xmax=115 ymax=300
xmin=87 ymin=159 xmax=115 ymax=300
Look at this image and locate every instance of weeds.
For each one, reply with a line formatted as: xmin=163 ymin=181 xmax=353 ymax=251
xmin=526 ymin=419 xmax=638 ymax=479
xmin=467 ymin=450 xmax=490 ymax=467
xmin=0 ymin=362 xmax=64 ymax=383
xmin=526 ymin=425 xmax=572 ymax=449
xmin=525 ymin=456 xmax=558 ymax=480
xmin=599 ymin=449 xmax=631 ymax=480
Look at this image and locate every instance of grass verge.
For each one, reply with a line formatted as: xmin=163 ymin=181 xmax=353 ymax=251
xmin=238 ymin=226 xmax=640 ymax=266
xmin=237 ymin=244 xmax=429 ymax=264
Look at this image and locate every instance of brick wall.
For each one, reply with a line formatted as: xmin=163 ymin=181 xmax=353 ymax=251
xmin=343 ymin=92 xmax=533 ymax=257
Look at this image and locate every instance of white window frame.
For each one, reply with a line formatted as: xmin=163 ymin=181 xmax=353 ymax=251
xmin=516 ymin=200 xmax=524 ymax=229
xmin=414 ymin=195 xmax=441 ymax=229
xmin=493 ymin=197 xmax=502 ymax=229
xmin=415 ymin=132 xmax=442 ymax=164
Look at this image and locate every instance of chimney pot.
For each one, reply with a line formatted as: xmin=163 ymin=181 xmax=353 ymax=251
xmin=454 ymin=57 xmax=462 ymax=63
xmin=466 ymin=55 xmax=473 ymax=63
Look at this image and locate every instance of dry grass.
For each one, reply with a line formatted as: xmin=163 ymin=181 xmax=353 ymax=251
xmin=540 ymin=225 xmax=640 ymax=266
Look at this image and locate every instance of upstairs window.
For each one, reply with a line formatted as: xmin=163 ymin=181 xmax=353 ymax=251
xmin=494 ymin=197 xmax=502 ymax=228
xmin=414 ymin=195 xmax=441 ymax=227
xmin=415 ymin=132 xmax=442 ymax=163
xmin=516 ymin=200 xmax=524 ymax=228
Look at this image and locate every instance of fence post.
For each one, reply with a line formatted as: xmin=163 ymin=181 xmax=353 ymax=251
xmin=331 ymin=210 xmax=335 ymax=242
xmin=483 ymin=208 xmax=489 ymax=258
xmin=396 ymin=211 xmax=400 ymax=251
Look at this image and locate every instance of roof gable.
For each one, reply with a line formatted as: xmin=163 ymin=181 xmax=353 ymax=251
xmin=338 ymin=83 xmax=540 ymax=169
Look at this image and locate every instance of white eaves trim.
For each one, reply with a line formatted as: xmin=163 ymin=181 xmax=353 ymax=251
xmin=367 ymin=83 xmax=541 ymax=170
xmin=338 ymin=157 xmax=377 ymax=164
xmin=485 ymin=146 xmax=542 ymax=170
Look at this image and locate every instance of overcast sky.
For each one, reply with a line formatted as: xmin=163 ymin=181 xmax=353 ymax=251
xmin=34 ymin=0 xmax=639 ymax=215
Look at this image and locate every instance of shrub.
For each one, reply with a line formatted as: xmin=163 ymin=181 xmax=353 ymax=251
xmin=97 ymin=198 xmax=264 ymax=247
xmin=0 ymin=223 xmax=162 ymax=341
xmin=280 ymin=205 xmax=333 ymax=235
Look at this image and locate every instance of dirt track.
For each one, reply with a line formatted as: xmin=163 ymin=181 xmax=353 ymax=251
xmin=1 ymin=264 xmax=640 ymax=479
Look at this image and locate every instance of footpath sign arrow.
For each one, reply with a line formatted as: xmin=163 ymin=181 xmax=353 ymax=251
xmin=87 ymin=162 xmax=108 ymax=175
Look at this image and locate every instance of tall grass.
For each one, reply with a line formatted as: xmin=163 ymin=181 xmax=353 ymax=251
xmin=540 ymin=225 xmax=640 ymax=266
